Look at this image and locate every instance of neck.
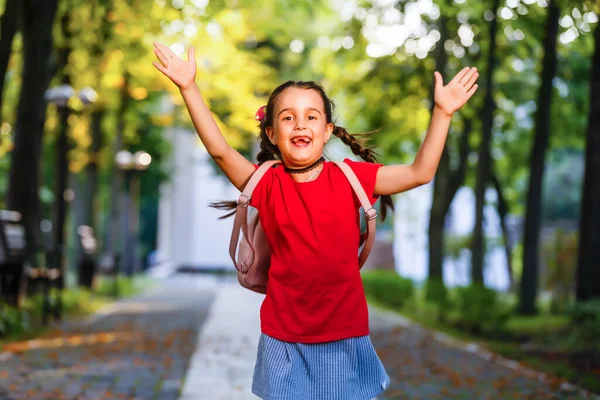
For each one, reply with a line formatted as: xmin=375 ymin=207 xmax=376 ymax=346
xmin=283 ymin=156 xmax=325 ymax=174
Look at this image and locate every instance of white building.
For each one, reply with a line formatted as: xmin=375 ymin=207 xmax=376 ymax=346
xmin=156 ymin=127 xmax=239 ymax=272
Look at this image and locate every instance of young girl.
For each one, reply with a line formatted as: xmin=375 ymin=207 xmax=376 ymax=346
xmin=153 ymin=43 xmax=478 ymax=400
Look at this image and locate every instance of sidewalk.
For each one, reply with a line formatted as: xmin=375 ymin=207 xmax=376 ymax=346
xmin=178 ymin=283 xmax=263 ymax=400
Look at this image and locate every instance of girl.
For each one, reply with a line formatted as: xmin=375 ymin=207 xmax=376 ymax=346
xmin=153 ymin=43 xmax=478 ymax=400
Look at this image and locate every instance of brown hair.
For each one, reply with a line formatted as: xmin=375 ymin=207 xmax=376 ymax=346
xmin=211 ymin=81 xmax=394 ymax=220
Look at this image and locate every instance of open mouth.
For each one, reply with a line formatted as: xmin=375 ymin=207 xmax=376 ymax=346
xmin=291 ymin=136 xmax=312 ymax=148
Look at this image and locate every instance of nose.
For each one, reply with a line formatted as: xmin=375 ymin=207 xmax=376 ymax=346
xmin=294 ymin=120 xmax=306 ymax=130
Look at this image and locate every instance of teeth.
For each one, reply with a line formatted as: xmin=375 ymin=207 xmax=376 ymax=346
xmin=292 ymin=137 xmax=310 ymax=143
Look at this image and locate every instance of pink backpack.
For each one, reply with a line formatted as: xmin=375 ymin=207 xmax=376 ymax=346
xmin=229 ymin=160 xmax=378 ymax=294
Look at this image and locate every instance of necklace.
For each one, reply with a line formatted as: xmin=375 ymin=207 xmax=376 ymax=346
xmin=284 ymin=156 xmax=325 ymax=174
xmin=305 ymin=164 xmax=324 ymax=182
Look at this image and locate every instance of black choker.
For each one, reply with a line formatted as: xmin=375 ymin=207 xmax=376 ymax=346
xmin=284 ymin=157 xmax=325 ymax=174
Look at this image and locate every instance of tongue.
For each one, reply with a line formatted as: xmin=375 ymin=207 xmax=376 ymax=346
xmin=293 ymin=139 xmax=310 ymax=147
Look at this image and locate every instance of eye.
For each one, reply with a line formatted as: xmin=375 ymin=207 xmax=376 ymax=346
xmin=308 ymin=115 xmax=317 ymax=120
xmin=282 ymin=116 xmax=293 ymax=121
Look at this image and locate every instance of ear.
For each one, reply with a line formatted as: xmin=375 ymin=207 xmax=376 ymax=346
xmin=324 ymin=123 xmax=334 ymax=143
xmin=266 ymin=126 xmax=276 ymax=145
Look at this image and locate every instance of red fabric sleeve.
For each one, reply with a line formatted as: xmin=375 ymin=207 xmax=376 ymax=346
xmin=342 ymin=158 xmax=382 ymax=207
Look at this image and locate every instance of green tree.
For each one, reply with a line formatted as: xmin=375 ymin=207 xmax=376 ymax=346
xmin=5 ymin=0 xmax=59 ymax=305
xmin=576 ymin=20 xmax=600 ymax=302
xmin=470 ymin=0 xmax=502 ymax=285
xmin=518 ymin=0 xmax=561 ymax=315
xmin=0 ymin=0 xmax=21 ymax=112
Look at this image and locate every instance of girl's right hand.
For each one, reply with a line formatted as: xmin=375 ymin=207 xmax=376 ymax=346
xmin=153 ymin=42 xmax=196 ymax=90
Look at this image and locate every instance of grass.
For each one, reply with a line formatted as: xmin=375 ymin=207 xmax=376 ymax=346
xmin=0 ymin=274 xmax=152 ymax=350
xmin=504 ymin=314 xmax=570 ymax=336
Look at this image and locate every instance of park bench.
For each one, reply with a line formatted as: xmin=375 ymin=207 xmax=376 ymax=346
xmin=0 ymin=210 xmax=26 ymax=306
xmin=0 ymin=210 xmax=62 ymax=324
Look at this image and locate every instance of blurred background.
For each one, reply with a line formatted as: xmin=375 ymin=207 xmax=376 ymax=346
xmin=0 ymin=0 xmax=599 ymax=396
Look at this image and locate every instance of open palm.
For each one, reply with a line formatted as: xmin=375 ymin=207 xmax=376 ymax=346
xmin=153 ymin=42 xmax=196 ymax=90
xmin=434 ymin=67 xmax=479 ymax=116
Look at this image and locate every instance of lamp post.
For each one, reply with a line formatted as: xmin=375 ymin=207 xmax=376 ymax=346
xmin=44 ymin=85 xmax=97 ymax=319
xmin=114 ymin=150 xmax=151 ymax=276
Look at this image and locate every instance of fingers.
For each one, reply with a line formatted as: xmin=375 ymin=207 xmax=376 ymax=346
xmin=466 ymin=84 xmax=479 ymax=100
xmin=154 ymin=42 xmax=179 ymax=68
xmin=154 ymin=42 xmax=173 ymax=58
xmin=459 ymin=67 xmax=478 ymax=86
xmin=451 ymin=66 xmax=470 ymax=85
xmin=153 ymin=46 xmax=169 ymax=67
xmin=188 ymin=46 xmax=195 ymax=62
xmin=464 ymin=69 xmax=479 ymax=90
xmin=434 ymin=71 xmax=444 ymax=87
xmin=152 ymin=61 xmax=168 ymax=76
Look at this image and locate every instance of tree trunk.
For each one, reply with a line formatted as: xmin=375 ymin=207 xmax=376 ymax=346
xmin=52 ymin=9 xmax=74 ymax=318
xmin=427 ymin=10 xmax=450 ymax=286
xmin=471 ymin=0 xmax=501 ymax=285
xmin=428 ymin=119 xmax=472 ymax=280
xmin=426 ymin=2 xmax=476 ymax=299
xmin=517 ymin=2 xmax=560 ymax=315
xmin=576 ymin=23 xmax=600 ymax=302
xmin=6 ymin=0 xmax=59 ymax=254
xmin=105 ymin=74 xmax=130 ymax=256
xmin=428 ymin=178 xmax=447 ymax=283
xmin=75 ymin=109 xmax=103 ymax=288
xmin=88 ymin=109 xmax=103 ymax=233
xmin=0 ymin=0 xmax=21 ymax=111
xmin=491 ymin=165 xmax=514 ymax=290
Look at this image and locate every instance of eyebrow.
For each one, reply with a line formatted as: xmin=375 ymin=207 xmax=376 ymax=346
xmin=277 ymin=107 xmax=323 ymax=116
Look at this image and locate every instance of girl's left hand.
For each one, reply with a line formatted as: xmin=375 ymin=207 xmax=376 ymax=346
xmin=434 ymin=67 xmax=479 ymax=116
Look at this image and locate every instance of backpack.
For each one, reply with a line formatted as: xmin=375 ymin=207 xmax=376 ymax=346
xmin=229 ymin=160 xmax=378 ymax=294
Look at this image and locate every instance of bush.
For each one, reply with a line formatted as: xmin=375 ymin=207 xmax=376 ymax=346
xmin=0 ymin=306 xmax=32 ymax=337
xmin=425 ymin=278 xmax=450 ymax=307
xmin=541 ymin=229 xmax=578 ymax=313
xmin=362 ymin=269 xmax=414 ymax=309
xmin=423 ymin=278 xmax=451 ymax=322
xmin=453 ymin=284 xmax=510 ymax=334
xmin=566 ymin=299 xmax=600 ymax=350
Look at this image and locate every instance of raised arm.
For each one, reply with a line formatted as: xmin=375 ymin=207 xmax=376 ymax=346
xmin=153 ymin=43 xmax=255 ymax=191
xmin=375 ymin=67 xmax=479 ymax=196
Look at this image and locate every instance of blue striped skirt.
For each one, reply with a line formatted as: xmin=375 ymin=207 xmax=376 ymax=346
xmin=252 ymin=333 xmax=390 ymax=400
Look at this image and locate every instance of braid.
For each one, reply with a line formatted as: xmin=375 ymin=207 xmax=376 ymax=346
xmin=332 ymin=126 xmax=380 ymax=163
xmin=333 ymin=126 xmax=394 ymax=221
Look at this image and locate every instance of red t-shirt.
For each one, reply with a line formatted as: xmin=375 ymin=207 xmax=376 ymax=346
xmin=249 ymin=158 xmax=381 ymax=343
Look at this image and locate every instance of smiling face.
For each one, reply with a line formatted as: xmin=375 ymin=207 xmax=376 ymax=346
xmin=266 ymin=87 xmax=334 ymax=169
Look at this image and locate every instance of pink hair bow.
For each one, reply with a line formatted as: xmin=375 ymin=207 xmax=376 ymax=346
xmin=255 ymin=105 xmax=266 ymax=122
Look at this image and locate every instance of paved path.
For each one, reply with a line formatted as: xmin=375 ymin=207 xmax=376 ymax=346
xmin=1 ymin=275 xmax=598 ymax=400
xmin=369 ymin=309 xmax=598 ymax=400
xmin=0 ymin=275 xmax=216 ymax=400
xmin=179 ymin=282 xmax=263 ymax=400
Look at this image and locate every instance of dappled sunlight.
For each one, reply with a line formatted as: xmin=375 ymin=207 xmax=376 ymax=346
xmin=2 ymin=331 xmax=144 ymax=353
xmin=103 ymin=300 xmax=183 ymax=315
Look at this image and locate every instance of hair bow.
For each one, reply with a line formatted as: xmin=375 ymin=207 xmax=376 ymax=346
xmin=255 ymin=105 xmax=267 ymax=122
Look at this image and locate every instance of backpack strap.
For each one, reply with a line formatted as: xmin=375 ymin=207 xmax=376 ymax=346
xmin=229 ymin=160 xmax=281 ymax=270
xmin=334 ymin=161 xmax=378 ymax=268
